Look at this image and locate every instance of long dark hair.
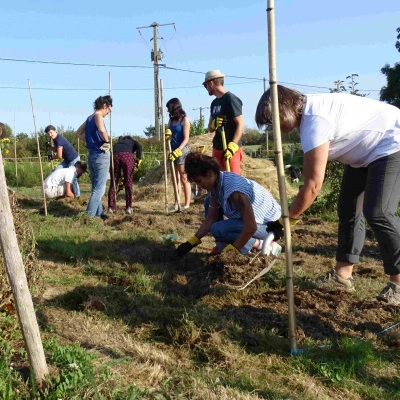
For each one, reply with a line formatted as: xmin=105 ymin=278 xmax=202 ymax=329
xmin=93 ymin=95 xmax=113 ymax=110
xmin=255 ymin=85 xmax=304 ymax=129
xmin=166 ymin=98 xmax=186 ymax=121
xmin=184 ymin=152 xmax=220 ymax=182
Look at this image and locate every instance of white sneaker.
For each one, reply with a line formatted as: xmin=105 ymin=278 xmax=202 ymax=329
xmin=107 ymin=208 xmax=114 ymax=214
xmin=126 ymin=207 xmax=133 ymax=214
xmin=183 ymin=205 xmax=190 ymax=210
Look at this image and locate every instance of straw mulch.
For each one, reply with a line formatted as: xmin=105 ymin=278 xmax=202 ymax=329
xmin=0 ymin=198 xmax=43 ymax=309
xmin=135 ymin=132 xmax=296 ymax=202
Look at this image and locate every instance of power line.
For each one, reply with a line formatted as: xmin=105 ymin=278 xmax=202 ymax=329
xmin=0 ymin=56 xmax=380 ymax=92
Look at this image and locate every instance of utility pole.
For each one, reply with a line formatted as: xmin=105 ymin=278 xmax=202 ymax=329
xmin=192 ymin=106 xmax=209 ymax=121
xmin=136 ymin=21 xmax=174 ymax=140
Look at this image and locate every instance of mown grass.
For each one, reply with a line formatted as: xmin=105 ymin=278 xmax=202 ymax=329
xmin=1 ymin=184 xmax=400 ymax=399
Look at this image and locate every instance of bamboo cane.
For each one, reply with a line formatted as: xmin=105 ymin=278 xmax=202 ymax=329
xmin=14 ymin=111 xmax=18 ymax=191
xmin=160 ymin=79 xmax=169 ymax=213
xmin=0 ymin=150 xmax=49 ymax=387
xmin=267 ymin=0 xmax=297 ymax=353
xmin=109 ymin=71 xmax=116 ymax=208
xmin=28 ymin=79 xmax=47 ymax=216
xmin=220 ymin=126 xmax=230 ymax=172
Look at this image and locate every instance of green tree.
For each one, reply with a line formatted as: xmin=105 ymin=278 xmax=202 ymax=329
xmin=190 ymin=116 xmax=207 ymax=137
xmin=143 ymin=125 xmax=156 ymax=138
xmin=16 ymin=132 xmax=29 ymax=141
xmin=380 ymin=27 xmax=400 ymax=108
xmin=242 ymin=128 xmax=263 ymax=145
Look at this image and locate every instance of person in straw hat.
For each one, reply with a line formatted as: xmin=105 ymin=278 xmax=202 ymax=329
xmin=203 ymin=69 xmax=244 ymax=174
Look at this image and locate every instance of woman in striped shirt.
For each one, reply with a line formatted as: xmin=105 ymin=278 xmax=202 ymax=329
xmin=175 ymin=152 xmax=281 ymax=255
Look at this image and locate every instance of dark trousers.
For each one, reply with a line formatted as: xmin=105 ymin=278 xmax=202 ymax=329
xmin=108 ymin=152 xmax=135 ymax=209
xmin=337 ymin=151 xmax=400 ymax=275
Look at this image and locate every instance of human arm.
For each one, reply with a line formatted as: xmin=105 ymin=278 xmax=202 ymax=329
xmin=288 ymin=142 xmax=329 ymax=218
xmin=178 ymin=117 xmax=190 ymax=149
xmin=75 ymin=121 xmax=87 ymax=143
xmin=55 ymin=146 xmax=63 ymax=159
xmin=226 ymin=191 xmax=257 ymax=251
xmin=231 ymin=114 xmax=244 ymax=144
xmin=63 ymin=182 xmax=75 ymax=198
xmin=208 ymin=116 xmax=214 ymax=133
xmin=94 ymin=113 xmax=109 ymax=143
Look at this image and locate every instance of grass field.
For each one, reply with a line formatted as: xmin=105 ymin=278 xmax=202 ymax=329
xmin=1 ymin=176 xmax=400 ymax=399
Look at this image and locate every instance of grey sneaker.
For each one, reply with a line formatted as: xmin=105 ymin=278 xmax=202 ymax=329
xmin=315 ymin=268 xmax=355 ymax=291
xmin=377 ymin=282 xmax=400 ymax=305
xmin=126 ymin=207 xmax=133 ymax=214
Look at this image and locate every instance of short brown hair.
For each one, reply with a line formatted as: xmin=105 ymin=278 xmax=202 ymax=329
xmin=213 ymin=77 xmax=224 ymax=87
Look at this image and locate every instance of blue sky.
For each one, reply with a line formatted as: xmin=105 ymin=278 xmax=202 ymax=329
xmin=0 ymin=0 xmax=399 ymax=137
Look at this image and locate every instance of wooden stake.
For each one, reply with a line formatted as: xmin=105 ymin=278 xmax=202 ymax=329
xmin=14 ymin=111 xmax=18 ymax=191
xmin=160 ymin=79 xmax=169 ymax=213
xmin=109 ymin=71 xmax=116 ymax=207
xmin=267 ymin=0 xmax=297 ymax=353
xmin=28 ymin=79 xmax=47 ymax=216
xmin=0 ymin=149 xmax=49 ymax=386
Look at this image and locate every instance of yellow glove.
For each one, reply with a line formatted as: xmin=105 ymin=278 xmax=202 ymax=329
xmin=135 ymin=159 xmax=142 ymax=168
xmin=169 ymin=148 xmax=183 ymax=162
xmin=278 ymin=217 xmax=300 ymax=227
xmin=223 ymin=142 xmax=239 ymax=160
xmin=222 ymin=244 xmax=240 ymax=254
xmin=165 ymin=129 xmax=172 ymax=142
xmin=174 ymin=235 xmax=202 ymax=256
xmin=211 ymin=115 xmax=227 ymax=131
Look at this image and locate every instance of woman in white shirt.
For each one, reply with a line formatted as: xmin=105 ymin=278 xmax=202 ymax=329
xmin=256 ymin=85 xmax=400 ymax=305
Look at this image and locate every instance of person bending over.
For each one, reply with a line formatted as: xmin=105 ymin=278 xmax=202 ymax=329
xmin=175 ymin=152 xmax=281 ymax=256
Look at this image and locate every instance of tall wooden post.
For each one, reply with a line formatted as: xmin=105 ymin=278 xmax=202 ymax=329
xmin=109 ymin=71 xmax=116 ymax=207
xmin=0 ymin=150 xmax=49 ymax=386
xmin=160 ymin=79 xmax=168 ymax=212
xmin=28 ymin=79 xmax=47 ymax=216
xmin=267 ymin=0 xmax=297 ymax=353
xmin=14 ymin=111 xmax=18 ymax=191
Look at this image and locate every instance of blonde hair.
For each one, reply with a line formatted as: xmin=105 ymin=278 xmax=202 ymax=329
xmin=255 ymin=85 xmax=305 ymax=129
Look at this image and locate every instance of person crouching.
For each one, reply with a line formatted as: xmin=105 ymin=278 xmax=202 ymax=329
xmin=174 ymin=152 xmax=281 ymax=256
xmin=43 ymin=161 xmax=87 ymax=199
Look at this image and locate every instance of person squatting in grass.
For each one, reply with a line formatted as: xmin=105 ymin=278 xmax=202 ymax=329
xmin=43 ymin=161 xmax=87 ymax=199
xmin=174 ymin=152 xmax=281 ymax=256
xmin=165 ymin=97 xmax=191 ymax=210
xmin=45 ymin=125 xmax=81 ymax=198
xmin=75 ymin=95 xmax=113 ymax=220
xmin=203 ymin=69 xmax=244 ymax=175
xmin=107 ymin=135 xmax=142 ymax=215
xmin=256 ymin=85 xmax=400 ymax=305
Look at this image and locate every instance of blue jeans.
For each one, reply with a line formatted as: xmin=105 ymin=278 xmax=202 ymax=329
xmin=56 ymin=156 xmax=81 ymax=197
xmin=86 ymin=152 xmax=110 ymax=217
xmin=209 ymin=218 xmax=269 ymax=254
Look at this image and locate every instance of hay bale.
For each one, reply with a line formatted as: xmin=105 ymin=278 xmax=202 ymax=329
xmin=137 ymin=133 xmax=297 ymax=202
xmin=0 ymin=201 xmax=43 ymax=308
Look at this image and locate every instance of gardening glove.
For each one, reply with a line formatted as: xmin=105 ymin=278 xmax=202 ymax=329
xmin=174 ymin=235 xmax=202 ymax=256
xmin=222 ymin=142 xmax=239 ymax=161
xmin=47 ymin=153 xmax=53 ymax=161
xmin=165 ymin=129 xmax=172 ymax=142
xmin=135 ymin=159 xmax=142 ymax=168
xmin=45 ymin=141 xmax=51 ymax=148
xmin=99 ymin=142 xmax=110 ymax=152
xmin=169 ymin=148 xmax=183 ymax=162
xmin=222 ymin=244 xmax=240 ymax=254
xmin=211 ymin=115 xmax=227 ymax=131
xmin=267 ymin=217 xmax=300 ymax=241
xmin=117 ymin=177 xmax=124 ymax=192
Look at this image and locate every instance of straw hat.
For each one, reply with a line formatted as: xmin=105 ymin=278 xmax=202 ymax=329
xmin=203 ymin=69 xmax=226 ymax=85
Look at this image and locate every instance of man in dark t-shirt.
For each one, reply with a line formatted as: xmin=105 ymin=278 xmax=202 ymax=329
xmin=45 ymin=125 xmax=81 ymax=197
xmin=203 ymin=69 xmax=244 ymax=175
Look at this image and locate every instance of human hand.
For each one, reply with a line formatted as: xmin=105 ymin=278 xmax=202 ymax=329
xmin=135 ymin=159 xmax=142 ymax=168
xmin=223 ymin=142 xmax=239 ymax=160
xmin=100 ymin=142 xmax=110 ymax=152
xmin=211 ymin=115 xmax=227 ymax=131
xmin=174 ymin=235 xmax=202 ymax=256
xmin=165 ymin=129 xmax=172 ymax=142
xmin=222 ymin=244 xmax=240 ymax=254
xmin=168 ymin=148 xmax=183 ymax=162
